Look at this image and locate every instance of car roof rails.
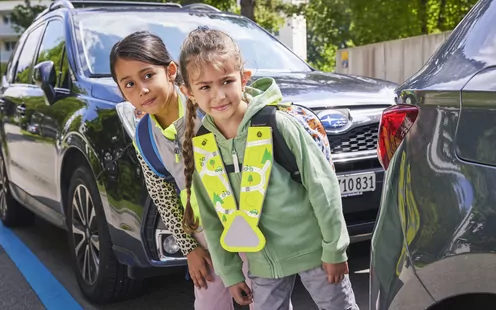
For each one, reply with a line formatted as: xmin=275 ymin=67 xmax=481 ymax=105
xmin=68 ymin=1 xmax=182 ymax=8
xmin=35 ymin=0 xmax=183 ymax=21
xmin=183 ymin=3 xmax=221 ymax=12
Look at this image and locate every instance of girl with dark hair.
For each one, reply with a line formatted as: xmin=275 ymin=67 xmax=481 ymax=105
xmin=109 ymin=31 xmax=253 ymax=310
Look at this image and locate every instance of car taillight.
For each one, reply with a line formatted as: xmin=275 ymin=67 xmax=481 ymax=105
xmin=377 ymin=104 xmax=419 ymax=170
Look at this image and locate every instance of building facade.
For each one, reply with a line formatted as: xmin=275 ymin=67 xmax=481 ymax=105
xmin=0 ymin=0 xmax=51 ymax=64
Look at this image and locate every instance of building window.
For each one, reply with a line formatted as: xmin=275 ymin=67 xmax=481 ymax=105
xmin=2 ymin=15 xmax=9 ymax=24
xmin=5 ymin=41 xmax=17 ymax=51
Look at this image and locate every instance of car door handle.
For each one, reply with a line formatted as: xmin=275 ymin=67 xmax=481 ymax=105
xmin=17 ymin=103 xmax=26 ymax=116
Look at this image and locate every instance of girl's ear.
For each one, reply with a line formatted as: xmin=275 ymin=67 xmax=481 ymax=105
xmin=241 ymin=69 xmax=252 ymax=87
xmin=167 ymin=62 xmax=178 ymax=81
xmin=180 ymin=85 xmax=194 ymax=102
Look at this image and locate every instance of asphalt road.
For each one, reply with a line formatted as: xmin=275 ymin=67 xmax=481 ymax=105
xmin=7 ymin=216 xmax=371 ymax=310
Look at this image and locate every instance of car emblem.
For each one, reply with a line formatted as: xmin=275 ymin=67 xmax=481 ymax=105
xmin=318 ymin=110 xmax=351 ymax=133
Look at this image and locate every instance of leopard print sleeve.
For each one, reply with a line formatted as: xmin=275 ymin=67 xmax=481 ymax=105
xmin=136 ymin=151 xmax=198 ymax=256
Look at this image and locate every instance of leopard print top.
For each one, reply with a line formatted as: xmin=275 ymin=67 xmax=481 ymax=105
xmin=136 ymin=151 xmax=198 ymax=256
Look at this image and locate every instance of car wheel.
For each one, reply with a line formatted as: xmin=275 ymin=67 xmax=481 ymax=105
xmin=0 ymin=153 xmax=34 ymax=227
xmin=67 ymin=166 xmax=143 ymax=303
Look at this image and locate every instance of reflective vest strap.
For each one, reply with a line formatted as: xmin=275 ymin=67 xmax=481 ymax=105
xmin=192 ymin=133 xmax=237 ymax=225
xmin=192 ymin=127 xmax=274 ymax=253
xmin=221 ymin=126 xmax=273 ymax=252
xmin=238 ymin=126 xmax=273 ymax=219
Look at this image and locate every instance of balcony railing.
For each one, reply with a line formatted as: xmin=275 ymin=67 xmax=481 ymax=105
xmin=1 ymin=51 xmax=12 ymax=63
xmin=0 ymin=23 xmax=18 ymax=37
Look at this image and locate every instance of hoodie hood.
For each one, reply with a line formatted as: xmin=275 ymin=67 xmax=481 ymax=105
xmin=202 ymin=77 xmax=283 ymax=138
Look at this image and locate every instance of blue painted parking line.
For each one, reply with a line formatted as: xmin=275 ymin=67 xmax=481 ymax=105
xmin=0 ymin=222 xmax=82 ymax=310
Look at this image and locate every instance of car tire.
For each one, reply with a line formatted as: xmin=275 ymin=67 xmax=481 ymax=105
xmin=0 ymin=153 xmax=35 ymax=227
xmin=67 ymin=166 xmax=143 ymax=303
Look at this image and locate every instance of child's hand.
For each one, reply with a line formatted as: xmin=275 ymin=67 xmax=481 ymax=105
xmin=229 ymin=281 xmax=253 ymax=306
xmin=186 ymin=247 xmax=214 ymax=289
xmin=322 ymin=261 xmax=349 ymax=284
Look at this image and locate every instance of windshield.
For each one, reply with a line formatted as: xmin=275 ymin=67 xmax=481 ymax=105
xmin=73 ymin=11 xmax=311 ymax=76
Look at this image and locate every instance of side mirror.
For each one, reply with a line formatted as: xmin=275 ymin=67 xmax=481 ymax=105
xmin=33 ymin=61 xmax=56 ymax=104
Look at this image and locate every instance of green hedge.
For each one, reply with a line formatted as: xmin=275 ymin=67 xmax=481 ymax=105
xmin=0 ymin=63 xmax=7 ymax=76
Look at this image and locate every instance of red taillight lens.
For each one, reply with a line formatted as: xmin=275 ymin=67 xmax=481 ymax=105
xmin=377 ymin=104 xmax=419 ymax=170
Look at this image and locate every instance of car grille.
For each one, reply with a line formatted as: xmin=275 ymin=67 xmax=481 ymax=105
xmin=328 ymin=124 xmax=379 ymax=154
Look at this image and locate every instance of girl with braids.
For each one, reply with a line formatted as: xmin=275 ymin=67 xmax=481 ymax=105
xmin=109 ymin=31 xmax=253 ymax=310
xmin=180 ymin=27 xmax=359 ymax=310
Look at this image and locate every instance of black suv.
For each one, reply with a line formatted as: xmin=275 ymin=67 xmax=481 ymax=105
xmin=0 ymin=0 xmax=397 ymax=303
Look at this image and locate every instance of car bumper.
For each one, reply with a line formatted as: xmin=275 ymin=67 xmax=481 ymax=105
xmin=113 ymin=167 xmax=383 ymax=276
xmin=339 ymin=168 xmax=384 ymax=243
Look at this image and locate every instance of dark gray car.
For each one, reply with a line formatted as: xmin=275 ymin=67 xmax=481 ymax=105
xmin=371 ymin=0 xmax=496 ymax=309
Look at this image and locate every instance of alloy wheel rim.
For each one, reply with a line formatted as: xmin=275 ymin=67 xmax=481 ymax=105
xmin=0 ymin=157 xmax=7 ymax=219
xmin=72 ymin=184 xmax=100 ymax=285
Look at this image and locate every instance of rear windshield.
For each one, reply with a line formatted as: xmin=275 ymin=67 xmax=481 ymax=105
xmin=72 ymin=11 xmax=311 ymax=76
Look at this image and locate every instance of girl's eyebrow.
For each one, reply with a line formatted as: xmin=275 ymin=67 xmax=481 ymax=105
xmin=195 ymin=74 xmax=235 ymax=85
xmin=119 ymin=66 xmax=154 ymax=83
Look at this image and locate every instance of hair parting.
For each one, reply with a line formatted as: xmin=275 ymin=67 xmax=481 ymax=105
xmin=109 ymin=31 xmax=183 ymax=85
xmin=179 ymin=27 xmax=244 ymax=90
xmin=182 ymin=98 xmax=199 ymax=233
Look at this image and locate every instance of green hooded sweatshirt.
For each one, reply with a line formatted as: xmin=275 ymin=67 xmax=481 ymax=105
xmin=191 ymin=77 xmax=350 ymax=287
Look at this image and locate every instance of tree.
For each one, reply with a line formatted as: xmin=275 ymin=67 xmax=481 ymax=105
xmin=213 ymin=193 xmax=223 ymax=205
xmin=261 ymin=148 xmax=272 ymax=164
xmin=9 ymin=0 xmax=50 ymax=34
xmin=304 ymin=0 xmax=352 ymax=71
xmin=304 ymin=0 xmax=480 ymax=71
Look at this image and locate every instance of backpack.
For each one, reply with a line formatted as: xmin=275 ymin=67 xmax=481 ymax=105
xmin=134 ymin=108 xmax=206 ymax=182
xmin=196 ymin=103 xmax=333 ymax=183
xmin=135 ymin=103 xmax=333 ymax=184
xmin=135 ymin=113 xmax=175 ymax=182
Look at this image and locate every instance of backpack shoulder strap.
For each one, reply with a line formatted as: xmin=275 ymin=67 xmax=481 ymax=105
xmin=252 ymin=105 xmax=301 ymax=183
xmin=192 ymin=105 xmax=302 ymax=182
xmin=195 ymin=124 xmax=210 ymax=137
xmin=135 ymin=114 xmax=174 ymax=182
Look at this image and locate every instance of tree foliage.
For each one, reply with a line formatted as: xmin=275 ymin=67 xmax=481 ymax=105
xmin=8 ymin=0 xmax=481 ymax=72
xmin=9 ymin=0 xmax=49 ymax=34
xmin=304 ymin=0 xmax=479 ymax=70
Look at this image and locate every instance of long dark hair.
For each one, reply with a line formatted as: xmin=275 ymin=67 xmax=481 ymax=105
xmin=109 ymin=31 xmax=183 ymax=84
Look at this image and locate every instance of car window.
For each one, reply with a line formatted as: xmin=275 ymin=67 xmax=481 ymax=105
xmin=4 ymin=34 xmax=26 ymax=84
xmin=59 ymin=49 xmax=71 ymax=89
xmin=73 ymin=11 xmax=311 ymax=76
xmin=36 ymin=19 xmax=65 ymax=87
xmin=14 ymin=25 xmax=44 ymax=84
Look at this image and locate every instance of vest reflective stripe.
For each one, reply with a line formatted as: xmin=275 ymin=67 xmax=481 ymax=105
xmin=192 ymin=126 xmax=273 ymax=252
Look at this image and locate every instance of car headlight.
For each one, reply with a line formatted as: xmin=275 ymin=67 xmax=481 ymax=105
xmin=162 ymin=235 xmax=180 ymax=254
xmin=115 ymin=101 xmax=144 ymax=140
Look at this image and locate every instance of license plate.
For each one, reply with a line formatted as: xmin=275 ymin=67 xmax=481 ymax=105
xmin=337 ymin=172 xmax=376 ymax=197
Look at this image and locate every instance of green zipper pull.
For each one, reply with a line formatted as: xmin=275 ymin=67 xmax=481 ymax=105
xmin=232 ymin=141 xmax=240 ymax=173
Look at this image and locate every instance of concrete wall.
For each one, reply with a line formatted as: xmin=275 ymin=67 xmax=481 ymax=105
xmin=335 ymin=31 xmax=453 ymax=84
xmin=275 ymin=0 xmax=308 ymax=61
